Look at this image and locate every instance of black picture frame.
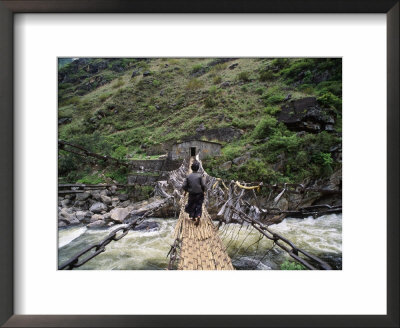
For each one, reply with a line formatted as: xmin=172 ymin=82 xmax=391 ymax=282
xmin=0 ymin=1 xmax=398 ymax=327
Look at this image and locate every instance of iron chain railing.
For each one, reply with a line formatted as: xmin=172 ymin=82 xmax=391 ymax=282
xmin=227 ymin=205 xmax=332 ymax=270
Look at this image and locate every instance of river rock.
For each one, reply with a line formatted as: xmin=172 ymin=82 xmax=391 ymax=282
xmin=91 ymin=191 xmax=102 ymax=201
xmin=120 ymin=200 xmax=131 ymax=208
xmin=103 ymin=212 xmax=112 ymax=221
xmin=60 ymin=212 xmax=80 ymax=225
xmin=101 ymin=195 xmax=112 ymax=205
xmin=59 ymin=207 xmax=73 ymax=216
xmin=220 ymin=161 xmax=232 ymax=170
xmin=75 ymin=192 xmax=91 ymax=201
xmin=90 ymin=214 xmax=104 ymax=223
xmin=61 ymin=199 xmax=71 ymax=207
xmin=58 ymin=221 xmax=67 ymax=228
xmin=110 ymin=185 xmax=117 ymax=195
xmin=87 ymin=220 xmax=106 ymax=229
xmin=64 ymin=194 xmax=76 ymax=200
xmin=100 ymin=189 xmax=110 ymax=197
xmin=89 ymin=202 xmax=108 ymax=213
xmin=76 ymin=210 xmax=92 ymax=222
xmin=232 ymin=153 xmax=250 ymax=166
xmin=73 ymin=200 xmax=89 ymax=210
xmin=111 ymin=197 xmax=120 ymax=206
xmin=110 ymin=207 xmax=130 ymax=223
xmin=118 ymin=194 xmax=129 ymax=201
xmin=133 ymin=221 xmax=159 ymax=231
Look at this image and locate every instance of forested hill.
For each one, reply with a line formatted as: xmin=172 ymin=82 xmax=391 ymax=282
xmin=58 ymin=58 xmax=342 ymax=186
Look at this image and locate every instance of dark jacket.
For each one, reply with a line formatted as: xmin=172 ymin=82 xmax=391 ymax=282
xmin=182 ymin=172 xmax=206 ymax=194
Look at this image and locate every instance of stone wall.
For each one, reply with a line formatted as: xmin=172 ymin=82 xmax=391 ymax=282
xmin=127 ymin=173 xmax=168 ymax=185
xmin=130 ymin=158 xmax=181 ymax=172
xmin=169 ymin=140 xmax=221 ymax=160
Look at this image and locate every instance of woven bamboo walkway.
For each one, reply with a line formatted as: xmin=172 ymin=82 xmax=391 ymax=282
xmin=172 ymin=159 xmax=234 ymax=270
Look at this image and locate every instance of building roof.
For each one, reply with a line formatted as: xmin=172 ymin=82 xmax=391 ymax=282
xmin=173 ymin=139 xmax=222 ymax=146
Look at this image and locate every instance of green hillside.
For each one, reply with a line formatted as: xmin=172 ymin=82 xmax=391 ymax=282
xmin=58 ymin=57 xmax=342 ymax=185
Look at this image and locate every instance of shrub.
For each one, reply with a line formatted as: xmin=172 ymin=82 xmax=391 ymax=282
xmin=213 ymin=76 xmax=222 ymax=84
xmin=270 ymin=58 xmax=290 ymax=69
xmin=268 ymin=133 xmax=300 ymax=153
xmin=112 ymin=145 xmax=128 ymax=160
xmin=236 ymin=159 xmax=282 ymax=183
xmin=186 ymin=78 xmax=204 ymax=90
xmin=259 ymin=70 xmax=275 ymax=82
xmin=237 ymin=71 xmax=250 ymax=82
xmin=77 ymin=174 xmax=104 ymax=185
xmin=99 ymin=92 xmax=112 ymax=102
xmin=105 ymin=167 xmax=128 ymax=183
xmin=280 ymin=59 xmax=314 ymax=80
xmin=316 ymin=81 xmax=342 ymax=97
xmin=263 ymin=86 xmax=286 ymax=105
xmin=204 ymin=97 xmax=217 ymax=108
xmin=255 ymin=87 xmax=264 ymax=95
xmin=297 ymin=83 xmax=315 ymax=95
xmin=191 ymin=64 xmax=203 ymax=74
xmin=209 ymin=85 xmax=219 ymax=95
xmin=60 ymin=96 xmax=80 ymax=106
xmin=252 ymin=115 xmax=278 ymax=139
xmin=212 ymin=62 xmax=228 ymax=71
xmin=152 ymin=79 xmax=161 ymax=87
xmin=264 ymin=94 xmax=285 ymax=105
xmin=264 ymin=105 xmax=281 ymax=115
xmin=317 ymin=91 xmax=342 ymax=110
xmin=112 ymin=78 xmax=124 ymax=89
xmin=281 ymin=260 xmax=306 ymax=270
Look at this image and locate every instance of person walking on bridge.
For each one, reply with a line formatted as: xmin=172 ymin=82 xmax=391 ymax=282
xmin=182 ymin=161 xmax=206 ymax=226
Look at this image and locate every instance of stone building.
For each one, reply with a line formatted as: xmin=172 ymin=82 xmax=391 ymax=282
xmin=169 ymin=140 xmax=221 ymax=160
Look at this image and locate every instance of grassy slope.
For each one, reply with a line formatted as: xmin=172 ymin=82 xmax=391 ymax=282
xmin=58 ymin=58 xmax=342 ymax=185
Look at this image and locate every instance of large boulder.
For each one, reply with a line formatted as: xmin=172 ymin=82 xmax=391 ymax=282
xmin=101 ymin=195 xmax=112 ymax=205
xmin=73 ymin=200 xmax=89 ymax=210
xmin=91 ymin=191 xmax=102 ymax=201
xmin=76 ymin=210 xmax=92 ymax=223
xmin=61 ymin=199 xmax=71 ymax=207
xmin=111 ymin=197 xmax=120 ymax=207
xmin=90 ymin=214 xmax=104 ymax=223
xmin=119 ymin=200 xmax=131 ymax=208
xmin=118 ymin=194 xmax=129 ymax=201
xmin=110 ymin=185 xmax=118 ymax=195
xmin=87 ymin=220 xmax=106 ymax=229
xmin=109 ymin=207 xmax=130 ymax=223
xmin=89 ymin=202 xmax=108 ymax=213
xmin=277 ymin=97 xmax=336 ymax=133
xmin=59 ymin=210 xmax=80 ymax=225
xmin=100 ymin=189 xmax=110 ymax=197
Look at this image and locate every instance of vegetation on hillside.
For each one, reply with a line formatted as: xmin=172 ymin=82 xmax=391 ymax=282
xmin=58 ymin=58 xmax=342 ymax=185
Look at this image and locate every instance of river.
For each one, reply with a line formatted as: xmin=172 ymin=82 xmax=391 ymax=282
xmin=58 ymin=214 xmax=342 ymax=270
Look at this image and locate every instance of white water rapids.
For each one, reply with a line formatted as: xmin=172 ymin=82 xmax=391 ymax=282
xmin=58 ymin=214 xmax=342 ymax=270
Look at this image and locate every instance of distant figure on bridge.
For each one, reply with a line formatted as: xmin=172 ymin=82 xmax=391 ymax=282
xmin=182 ymin=161 xmax=206 ymax=226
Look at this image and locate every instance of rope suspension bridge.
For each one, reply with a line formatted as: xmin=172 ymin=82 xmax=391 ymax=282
xmin=59 ymin=145 xmax=340 ymax=270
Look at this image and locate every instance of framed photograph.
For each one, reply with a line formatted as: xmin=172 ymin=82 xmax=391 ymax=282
xmin=1 ymin=1 xmax=398 ymax=327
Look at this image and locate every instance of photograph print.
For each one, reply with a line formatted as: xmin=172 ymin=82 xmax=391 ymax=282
xmin=58 ymin=57 xmax=342 ymax=270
